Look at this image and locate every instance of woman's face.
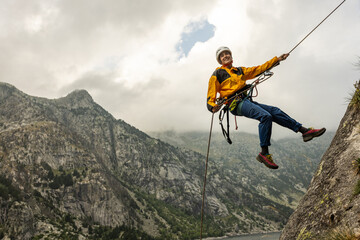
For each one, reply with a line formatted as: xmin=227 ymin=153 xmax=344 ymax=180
xmin=220 ymin=51 xmax=232 ymax=65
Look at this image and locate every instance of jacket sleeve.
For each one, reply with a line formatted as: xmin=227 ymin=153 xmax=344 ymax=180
xmin=241 ymin=57 xmax=279 ymax=80
xmin=206 ymin=73 xmax=220 ymax=112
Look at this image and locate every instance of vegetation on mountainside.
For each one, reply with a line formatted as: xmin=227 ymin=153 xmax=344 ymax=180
xmin=0 ymin=225 xmax=4 ymax=239
xmin=317 ymin=227 xmax=359 ymax=240
xmin=324 ymin=228 xmax=360 ymax=240
xmin=0 ymin=162 xmax=156 ymax=240
xmin=350 ymin=81 xmax=360 ymax=108
xmin=135 ymin=190 xmax=225 ymax=239
xmin=295 ymin=226 xmax=360 ymax=240
xmin=353 ymin=158 xmax=360 ymax=175
xmin=31 ymin=221 xmax=156 ymax=240
xmin=0 ymin=175 xmax=21 ymax=201
xmin=353 ymin=180 xmax=360 ymax=197
xmin=88 ymin=225 xmax=155 ymax=240
xmin=354 ymin=157 xmax=360 ymax=197
xmin=350 ymin=58 xmax=359 ymax=108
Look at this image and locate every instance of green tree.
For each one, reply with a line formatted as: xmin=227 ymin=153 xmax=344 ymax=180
xmin=63 ymin=173 xmax=73 ymax=187
xmin=47 ymin=169 xmax=55 ymax=180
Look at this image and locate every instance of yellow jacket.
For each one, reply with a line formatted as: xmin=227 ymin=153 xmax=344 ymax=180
xmin=206 ymin=56 xmax=279 ymax=112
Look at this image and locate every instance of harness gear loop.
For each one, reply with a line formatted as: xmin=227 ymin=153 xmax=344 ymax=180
xmin=219 ymin=105 xmax=232 ymax=144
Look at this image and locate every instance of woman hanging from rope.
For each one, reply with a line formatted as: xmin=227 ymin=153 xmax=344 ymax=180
xmin=206 ymin=46 xmax=326 ymax=169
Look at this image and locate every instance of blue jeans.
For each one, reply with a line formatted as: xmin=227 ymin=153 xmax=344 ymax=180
xmin=232 ymin=99 xmax=302 ymax=147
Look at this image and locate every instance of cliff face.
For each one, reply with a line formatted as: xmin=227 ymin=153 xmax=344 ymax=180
xmin=280 ymin=82 xmax=360 ymax=240
xmin=150 ymin=128 xmax=334 ymax=208
xmin=0 ymin=82 xmax=207 ymax=239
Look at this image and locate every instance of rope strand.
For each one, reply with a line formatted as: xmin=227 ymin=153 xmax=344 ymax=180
xmin=288 ymin=0 xmax=346 ymax=54
xmin=200 ymin=112 xmax=214 ymax=240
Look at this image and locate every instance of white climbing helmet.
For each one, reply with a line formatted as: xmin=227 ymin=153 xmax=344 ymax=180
xmin=216 ymin=46 xmax=232 ymax=64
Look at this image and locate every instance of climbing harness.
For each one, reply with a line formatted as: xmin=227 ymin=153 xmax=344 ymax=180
xmin=200 ymin=1 xmax=347 ymax=238
xmin=216 ymin=69 xmax=274 ymax=108
xmin=217 ymin=66 xmax=276 ymax=144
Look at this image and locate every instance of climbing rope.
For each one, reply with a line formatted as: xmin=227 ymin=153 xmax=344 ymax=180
xmin=288 ymin=0 xmax=346 ymax=54
xmin=200 ymin=73 xmax=271 ymax=239
xmin=200 ymin=112 xmax=214 ymax=240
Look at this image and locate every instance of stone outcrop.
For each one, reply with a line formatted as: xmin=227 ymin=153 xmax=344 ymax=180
xmin=280 ymin=82 xmax=360 ymax=240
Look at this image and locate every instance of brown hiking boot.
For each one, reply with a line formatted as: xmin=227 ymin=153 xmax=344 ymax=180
xmin=256 ymin=153 xmax=279 ymax=169
xmin=302 ymin=127 xmax=326 ymax=142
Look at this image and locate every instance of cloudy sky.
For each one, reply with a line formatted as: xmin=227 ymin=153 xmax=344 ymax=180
xmin=1 ymin=0 xmax=360 ymax=139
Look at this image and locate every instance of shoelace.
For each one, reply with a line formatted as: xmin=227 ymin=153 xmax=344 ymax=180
xmin=303 ymin=127 xmax=314 ymax=135
xmin=265 ymin=154 xmax=274 ymax=163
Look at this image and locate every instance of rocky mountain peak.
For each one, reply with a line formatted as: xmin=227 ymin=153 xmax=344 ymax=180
xmin=58 ymin=89 xmax=94 ymax=109
xmin=0 ymin=82 xmax=23 ymax=100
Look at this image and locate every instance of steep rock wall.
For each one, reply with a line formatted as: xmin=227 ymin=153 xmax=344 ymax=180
xmin=280 ymin=82 xmax=360 ymax=239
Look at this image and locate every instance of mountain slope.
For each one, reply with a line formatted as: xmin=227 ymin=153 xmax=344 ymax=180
xmin=0 ymin=82 xmax=316 ymax=239
xmin=149 ymin=130 xmax=333 ymax=210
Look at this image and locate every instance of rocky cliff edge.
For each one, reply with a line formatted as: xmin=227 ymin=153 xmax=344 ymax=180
xmin=280 ymin=82 xmax=360 ymax=240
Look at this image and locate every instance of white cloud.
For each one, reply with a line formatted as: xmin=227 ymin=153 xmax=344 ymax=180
xmin=1 ymin=0 xmax=359 ymax=140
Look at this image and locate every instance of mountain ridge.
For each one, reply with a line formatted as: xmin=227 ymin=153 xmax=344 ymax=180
xmin=0 ymin=82 xmax=332 ymax=239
